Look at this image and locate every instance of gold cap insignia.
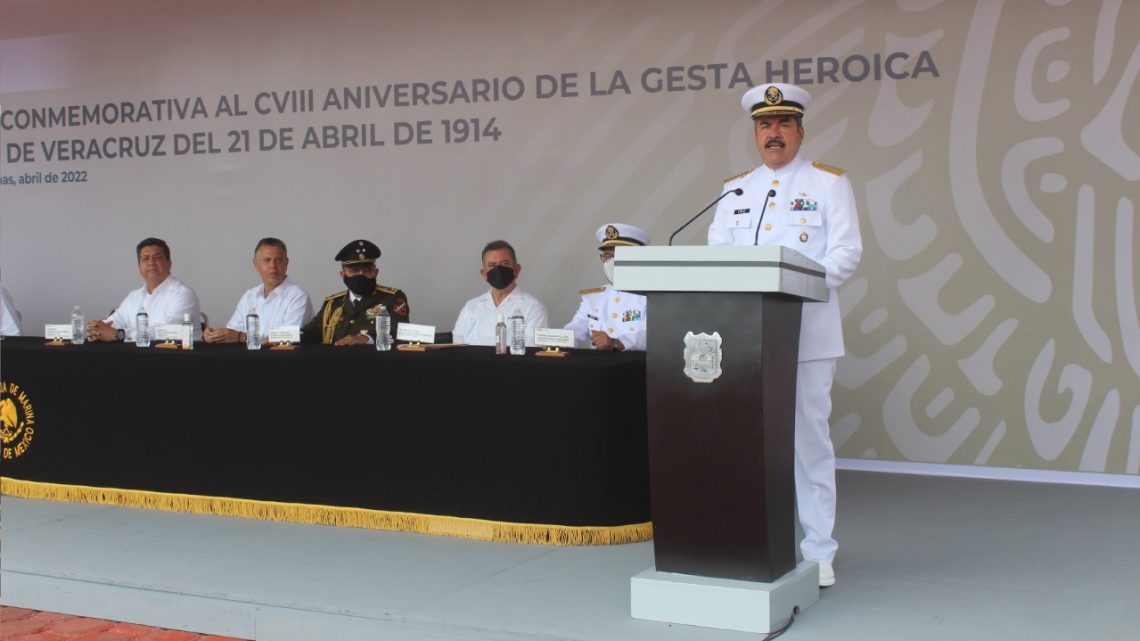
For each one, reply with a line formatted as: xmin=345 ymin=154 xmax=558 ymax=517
xmin=605 ymin=225 xmax=619 ymax=240
xmin=765 ymin=85 xmax=783 ymax=105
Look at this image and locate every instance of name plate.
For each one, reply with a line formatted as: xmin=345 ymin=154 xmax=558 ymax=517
xmin=534 ymin=328 xmax=575 ymax=349
xmin=154 ymin=324 xmax=189 ymax=342
xmin=44 ymin=324 xmax=74 ymax=340
xmin=267 ymin=326 xmax=301 ymax=344
xmin=396 ymin=322 xmax=435 ymax=344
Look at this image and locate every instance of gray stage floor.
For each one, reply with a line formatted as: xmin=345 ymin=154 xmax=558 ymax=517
xmin=3 ymin=470 xmax=1138 ymax=641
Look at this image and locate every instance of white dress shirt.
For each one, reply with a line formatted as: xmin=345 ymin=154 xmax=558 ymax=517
xmin=224 ymin=277 xmax=314 ymax=341
xmin=453 ymin=287 xmax=549 ymax=347
xmin=708 ymin=155 xmax=862 ymax=361
xmin=0 ymin=287 xmax=21 ymax=336
xmin=105 ymin=275 xmax=202 ymax=341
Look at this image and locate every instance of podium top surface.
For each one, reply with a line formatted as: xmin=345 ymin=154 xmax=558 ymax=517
xmin=612 ymin=245 xmax=828 ymax=301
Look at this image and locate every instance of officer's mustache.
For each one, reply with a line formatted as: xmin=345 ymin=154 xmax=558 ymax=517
xmin=765 ymin=138 xmax=786 ymax=148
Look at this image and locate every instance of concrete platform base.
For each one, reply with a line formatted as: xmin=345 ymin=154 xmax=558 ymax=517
xmin=630 ymin=562 xmax=819 ymax=634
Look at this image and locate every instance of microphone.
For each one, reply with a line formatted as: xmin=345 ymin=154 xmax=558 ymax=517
xmin=752 ymin=189 xmax=777 ymax=245
xmin=668 ymin=188 xmax=744 ymax=246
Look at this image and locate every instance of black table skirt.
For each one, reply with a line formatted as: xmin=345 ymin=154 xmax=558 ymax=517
xmin=0 ymin=337 xmax=650 ymax=544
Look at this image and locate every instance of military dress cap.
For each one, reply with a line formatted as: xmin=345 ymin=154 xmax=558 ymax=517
xmin=335 ymin=239 xmax=381 ymax=266
xmin=741 ymin=83 xmax=812 ymax=119
xmin=597 ymin=223 xmax=651 ymax=250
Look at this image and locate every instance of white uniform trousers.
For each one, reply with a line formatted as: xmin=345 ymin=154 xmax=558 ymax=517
xmin=794 ymin=358 xmax=838 ymax=563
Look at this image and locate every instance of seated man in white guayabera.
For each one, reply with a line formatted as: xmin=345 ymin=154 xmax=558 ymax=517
xmin=87 ymin=237 xmax=202 ymax=343
xmin=453 ymin=240 xmax=548 ymax=346
xmin=203 ymin=237 xmax=313 ymax=344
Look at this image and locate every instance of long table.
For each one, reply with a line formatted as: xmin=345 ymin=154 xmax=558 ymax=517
xmin=0 ymin=337 xmax=650 ymax=543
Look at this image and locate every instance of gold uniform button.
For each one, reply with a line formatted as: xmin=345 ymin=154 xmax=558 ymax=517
xmin=764 ymin=223 xmax=772 ymax=231
xmin=612 ymin=312 xmax=619 ymax=319
xmin=768 ymin=201 xmax=776 ymax=208
xmin=772 ymin=179 xmax=780 ymax=186
xmin=800 ymin=218 xmax=807 ymax=224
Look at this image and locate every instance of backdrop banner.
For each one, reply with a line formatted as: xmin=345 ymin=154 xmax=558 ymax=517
xmin=2 ymin=0 xmax=1138 ymax=477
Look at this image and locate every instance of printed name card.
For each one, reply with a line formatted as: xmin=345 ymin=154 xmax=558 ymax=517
xmin=153 ymin=324 xmax=185 ymax=342
xmin=534 ymin=328 xmax=575 ymax=348
xmin=267 ymin=326 xmax=301 ymax=344
xmin=44 ymin=324 xmax=74 ymax=340
xmin=396 ymin=323 xmax=436 ymax=344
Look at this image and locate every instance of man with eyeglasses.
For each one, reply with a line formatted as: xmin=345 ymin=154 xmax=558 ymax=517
xmin=562 ymin=223 xmax=649 ymax=352
xmin=300 ymin=239 xmax=409 ymax=345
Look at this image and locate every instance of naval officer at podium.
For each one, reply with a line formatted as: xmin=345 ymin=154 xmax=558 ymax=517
xmin=707 ymin=82 xmax=863 ymax=588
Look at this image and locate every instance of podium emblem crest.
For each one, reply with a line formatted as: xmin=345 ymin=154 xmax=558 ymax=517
xmin=682 ymin=331 xmax=723 ymax=383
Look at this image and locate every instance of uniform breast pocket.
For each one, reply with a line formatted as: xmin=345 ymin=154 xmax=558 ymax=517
xmin=729 ymin=213 xmax=755 ymax=241
xmin=788 ymin=211 xmax=824 ymax=250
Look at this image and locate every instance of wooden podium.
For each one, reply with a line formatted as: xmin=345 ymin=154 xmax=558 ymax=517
xmin=615 ymin=245 xmax=827 ymax=583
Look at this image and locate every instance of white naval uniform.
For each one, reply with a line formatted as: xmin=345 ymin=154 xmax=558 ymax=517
xmin=0 ymin=287 xmax=21 ymax=336
xmin=105 ymin=274 xmax=202 ymax=341
xmin=563 ymin=284 xmax=647 ymax=351
xmin=452 ymin=287 xmax=549 ymax=347
xmin=224 ymin=277 xmax=314 ymax=341
xmin=708 ymin=154 xmax=862 ymax=564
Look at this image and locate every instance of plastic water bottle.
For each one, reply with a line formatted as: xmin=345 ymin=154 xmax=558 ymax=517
xmin=509 ymin=308 xmax=525 ymax=356
xmin=136 ymin=308 xmax=150 ymax=347
xmin=375 ymin=305 xmax=391 ymax=351
xmin=182 ymin=313 xmax=195 ymax=350
xmin=245 ymin=313 xmax=260 ymax=350
xmin=71 ymin=306 xmax=85 ymax=345
xmin=495 ymin=313 xmax=508 ymax=355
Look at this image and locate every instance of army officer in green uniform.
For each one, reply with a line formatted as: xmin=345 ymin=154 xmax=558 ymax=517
xmin=300 ymin=239 xmax=410 ymax=345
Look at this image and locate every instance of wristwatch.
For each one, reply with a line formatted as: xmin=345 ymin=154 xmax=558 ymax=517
xmin=115 ymin=329 xmax=126 ymax=342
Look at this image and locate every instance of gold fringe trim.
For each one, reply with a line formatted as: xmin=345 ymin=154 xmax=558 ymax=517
xmin=0 ymin=477 xmax=652 ymax=546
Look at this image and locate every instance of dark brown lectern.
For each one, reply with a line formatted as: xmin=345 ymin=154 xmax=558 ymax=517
xmin=615 ymin=245 xmax=828 ymax=583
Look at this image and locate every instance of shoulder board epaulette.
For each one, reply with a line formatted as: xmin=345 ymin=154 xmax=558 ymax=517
xmin=375 ymin=285 xmax=399 ymax=295
xmin=324 ymin=291 xmax=347 ymax=302
xmin=579 ymin=286 xmax=605 ymax=296
xmin=812 ymin=161 xmax=846 ymax=176
xmin=722 ymin=168 xmax=754 ymax=183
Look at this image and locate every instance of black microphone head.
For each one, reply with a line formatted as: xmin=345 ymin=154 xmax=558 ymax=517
xmin=733 ymin=188 xmax=744 ymax=196
xmin=768 ymin=189 xmax=777 ymax=197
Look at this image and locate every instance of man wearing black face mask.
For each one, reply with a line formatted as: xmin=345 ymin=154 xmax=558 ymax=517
xmin=300 ymin=239 xmax=409 ymax=345
xmin=452 ymin=239 xmax=548 ymax=346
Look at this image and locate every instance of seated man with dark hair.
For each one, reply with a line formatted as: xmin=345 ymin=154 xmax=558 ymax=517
xmin=87 ymin=237 xmax=201 ymax=342
xmin=452 ymin=239 xmax=548 ymax=346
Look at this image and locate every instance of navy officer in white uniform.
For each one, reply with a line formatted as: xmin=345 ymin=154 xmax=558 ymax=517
xmin=707 ymin=83 xmax=862 ymax=588
xmin=563 ymin=223 xmax=649 ymax=351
